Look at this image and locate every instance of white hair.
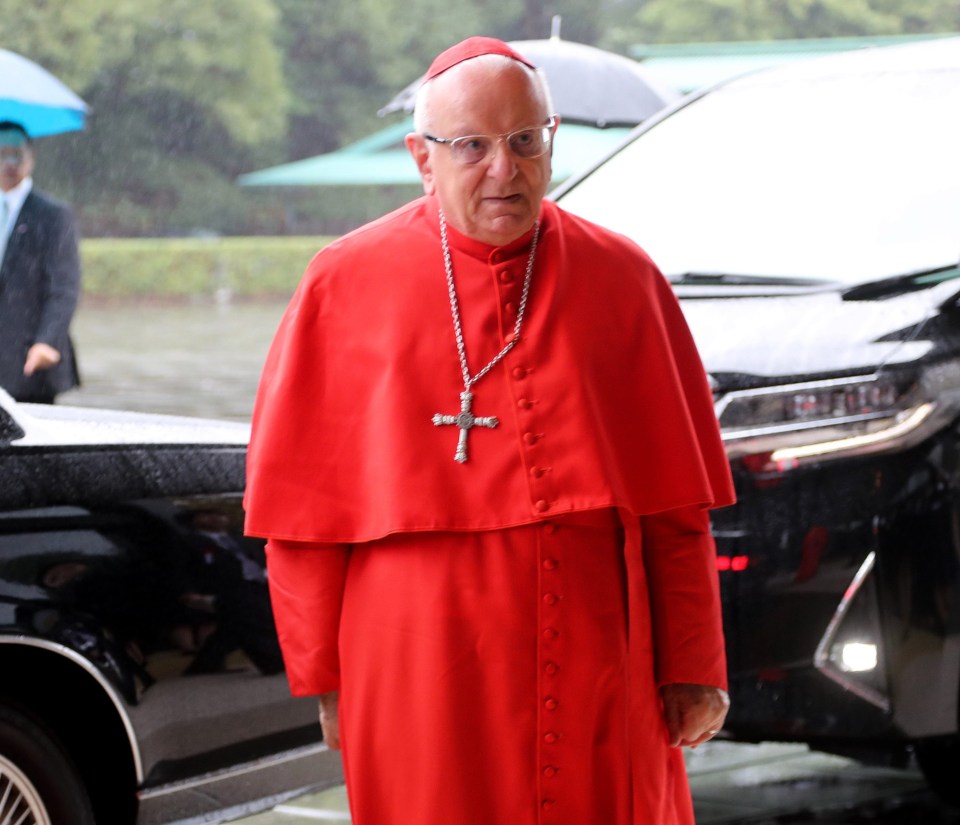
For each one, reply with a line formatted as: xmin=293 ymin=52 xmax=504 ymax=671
xmin=412 ymin=54 xmax=554 ymax=135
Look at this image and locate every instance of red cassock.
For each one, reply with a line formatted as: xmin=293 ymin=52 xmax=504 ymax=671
xmin=244 ymin=195 xmax=736 ymax=825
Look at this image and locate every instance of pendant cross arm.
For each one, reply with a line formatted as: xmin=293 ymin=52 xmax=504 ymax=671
xmin=432 ymin=391 xmax=498 ymax=464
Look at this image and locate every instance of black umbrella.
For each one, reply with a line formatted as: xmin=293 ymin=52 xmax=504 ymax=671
xmin=379 ymin=34 xmax=678 ymax=128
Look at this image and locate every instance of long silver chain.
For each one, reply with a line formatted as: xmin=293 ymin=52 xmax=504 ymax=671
xmin=438 ymin=209 xmax=540 ymax=389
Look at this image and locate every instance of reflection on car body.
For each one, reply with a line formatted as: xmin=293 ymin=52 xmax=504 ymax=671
xmin=554 ymin=36 xmax=960 ymax=803
xmin=0 ymin=391 xmax=341 ymax=825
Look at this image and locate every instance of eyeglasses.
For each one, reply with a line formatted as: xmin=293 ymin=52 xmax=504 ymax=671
xmin=423 ymin=117 xmax=556 ymax=165
xmin=0 ymin=148 xmax=26 ymax=165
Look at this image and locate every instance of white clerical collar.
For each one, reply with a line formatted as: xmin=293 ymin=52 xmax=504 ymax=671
xmin=3 ymin=177 xmax=32 ymax=223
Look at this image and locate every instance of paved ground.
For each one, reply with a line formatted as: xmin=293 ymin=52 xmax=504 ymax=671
xmin=223 ymin=741 xmax=959 ymax=824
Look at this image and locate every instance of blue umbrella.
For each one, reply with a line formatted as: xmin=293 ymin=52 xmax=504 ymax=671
xmin=0 ymin=48 xmax=89 ymax=137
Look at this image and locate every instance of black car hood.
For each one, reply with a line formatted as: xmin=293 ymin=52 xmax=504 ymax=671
xmin=0 ymin=403 xmax=250 ymax=510
xmin=1 ymin=397 xmax=249 ymax=449
xmin=678 ymin=279 xmax=960 ymax=389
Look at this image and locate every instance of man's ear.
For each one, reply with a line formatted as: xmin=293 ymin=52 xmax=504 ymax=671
xmin=405 ymin=133 xmax=435 ymax=195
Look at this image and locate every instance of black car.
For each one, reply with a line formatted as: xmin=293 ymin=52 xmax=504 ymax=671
xmin=554 ymin=36 xmax=960 ymax=800
xmin=0 ymin=390 xmax=341 ymax=824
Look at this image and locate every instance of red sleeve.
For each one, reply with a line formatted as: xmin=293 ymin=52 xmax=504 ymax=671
xmin=641 ymin=506 xmax=727 ymax=691
xmin=265 ymin=539 xmax=350 ymax=696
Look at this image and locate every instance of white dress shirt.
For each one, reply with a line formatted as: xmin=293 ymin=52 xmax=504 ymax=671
xmin=0 ymin=177 xmax=32 ymax=263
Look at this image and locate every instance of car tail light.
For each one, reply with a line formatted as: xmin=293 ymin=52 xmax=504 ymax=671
xmin=716 ymin=554 xmax=750 ymax=572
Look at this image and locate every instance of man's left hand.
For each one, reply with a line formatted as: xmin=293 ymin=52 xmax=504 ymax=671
xmin=661 ymin=683 xmax=730 ymax=748
xmin=23 ymin=343 xmax=61 ymax=376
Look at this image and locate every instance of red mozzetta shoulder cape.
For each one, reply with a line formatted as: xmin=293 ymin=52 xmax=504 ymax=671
xmin=244 ymin=196 xmax=734 ymax=543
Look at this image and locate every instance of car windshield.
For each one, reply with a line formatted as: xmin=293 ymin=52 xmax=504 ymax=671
xmin=557 ymin=43 xmax=960 ymax=285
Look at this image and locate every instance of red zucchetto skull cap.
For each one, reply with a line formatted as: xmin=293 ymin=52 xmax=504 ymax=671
xmin=425 ymin=36 xmax=537 ymax=81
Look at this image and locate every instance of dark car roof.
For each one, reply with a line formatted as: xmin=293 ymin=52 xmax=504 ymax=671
xmin=1 ymin=389 xmax=249 ymax=449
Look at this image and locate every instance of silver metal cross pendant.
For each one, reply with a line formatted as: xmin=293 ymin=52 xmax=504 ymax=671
xmin=432 ymin=390 xmax=498 ymax=463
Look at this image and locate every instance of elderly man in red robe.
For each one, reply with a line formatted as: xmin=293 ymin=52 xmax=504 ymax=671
xmin=244 ymin=36 xmax=734 ymax=825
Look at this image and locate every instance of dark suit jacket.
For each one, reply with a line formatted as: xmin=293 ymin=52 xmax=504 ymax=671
xmin=0 ymin=189 xmax=81 ymax=401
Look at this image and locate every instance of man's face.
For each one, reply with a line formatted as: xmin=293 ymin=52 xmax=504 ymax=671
xmin=406 ymin=60 xmax=556 ymax=247
xmin=0 ymin=137 xmax=34 ymax=193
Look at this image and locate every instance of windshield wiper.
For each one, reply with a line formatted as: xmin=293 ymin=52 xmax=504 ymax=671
xmin=668 ymin=272 xmax=832 ymax=287
xmin=842 ymin=265 xmax=960 ymax=301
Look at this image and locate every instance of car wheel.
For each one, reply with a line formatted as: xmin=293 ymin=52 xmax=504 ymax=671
xmin=915 ymin=736 xmax=960 ymax=806
xmin=0 ymin=705 xmax=96 ymax=825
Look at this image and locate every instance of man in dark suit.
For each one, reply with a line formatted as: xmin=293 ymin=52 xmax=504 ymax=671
xmin=0 ymin=121 xmax=81 ymax=403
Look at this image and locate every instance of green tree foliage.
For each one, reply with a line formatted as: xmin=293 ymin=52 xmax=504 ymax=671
xmin=607 ymin=0 xmax=960 ymax=44
xmin=0 ymin=0 xmax=137 ymax=91
xmin=356 ymin=0 xmax=490 ymax=98
xmin=510 ymin=0 xmax=610 ymax=41
xmin=0 ymin=0 xmax=286 ymax=143
xmin=2 ymin=0 xmax=289 ymax=235
xmin=872 ymin=0 xmax=960 ymax=32
xmin=111 ymin=0 xmax=288 ymax=146
xmin=272 ymin=0 xmax=612 ymax=162
xmin=273 ymin=0 xmax=380 ymax=159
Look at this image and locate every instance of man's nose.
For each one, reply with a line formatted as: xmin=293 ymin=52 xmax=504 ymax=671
xmin=485 ymin=138 xmax=517 ymax=178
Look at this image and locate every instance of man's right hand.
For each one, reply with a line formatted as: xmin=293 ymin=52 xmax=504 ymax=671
xmin=23 ymin=342 xmax=61 ymax=376
xmin=318 ymin=691 xmax=341 ymax=750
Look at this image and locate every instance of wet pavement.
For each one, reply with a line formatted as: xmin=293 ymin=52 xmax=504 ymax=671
xmin=687 ymin=741 xmax=954 ymax=824
xmin=60 ymin=299 xmax=287 ymax=421
xmin=219 ymin=741 xmax=959 ymax=824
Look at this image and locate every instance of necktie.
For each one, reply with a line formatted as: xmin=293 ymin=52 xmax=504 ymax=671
xmin=0 ymin=197 xmax=8 ymax=265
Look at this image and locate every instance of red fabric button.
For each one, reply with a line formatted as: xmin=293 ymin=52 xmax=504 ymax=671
xmin=524 ymin=432 xmax=541 ymax=445
xmin=505 ymin=301 xmax=517 ymax=314
xmin=542 ymin=799 xmax=556 ymax=810
xmin=534 ymin=499 xmax=550 ymax=512
xmin=543 ymin=593 xmax=558 ymax=605
xmin=530 ymin=465 xmax=545 ymax=478
xmin=543 ymin=766 xmax=558 ymax=778
xmin=542 ymin=521 xmax=556 ymax=534
xmin=544 ymin=661 xmax=559 ymax=675
xmin=542 ymin=557 xmax=558 ymax=570
xmin=512 ymin=366 xmax=528 ymax=380
xmin=542 ymin=627 xmax=558 ymax=640
xmin=544 ymin=697 xmax=559 ymax=710
xmin=499 ymin=270 xmax=514 ymax=283
xmin=543 ymin=732 xmax=558 ymax=744
xmin=517 ymin=397 xmax=533 ymax=410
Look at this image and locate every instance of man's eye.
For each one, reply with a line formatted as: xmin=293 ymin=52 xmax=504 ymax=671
xmin=511 ymin=131 xmax=536 ymax=146
xmin=458 ymin=137 xmax=488 ymax=152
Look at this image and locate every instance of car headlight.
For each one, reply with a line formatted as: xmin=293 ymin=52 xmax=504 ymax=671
xmin=814 ymin=551 xmax=889 ymax=710
xmin=717 ymin=363 xmax=960 ymax=469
